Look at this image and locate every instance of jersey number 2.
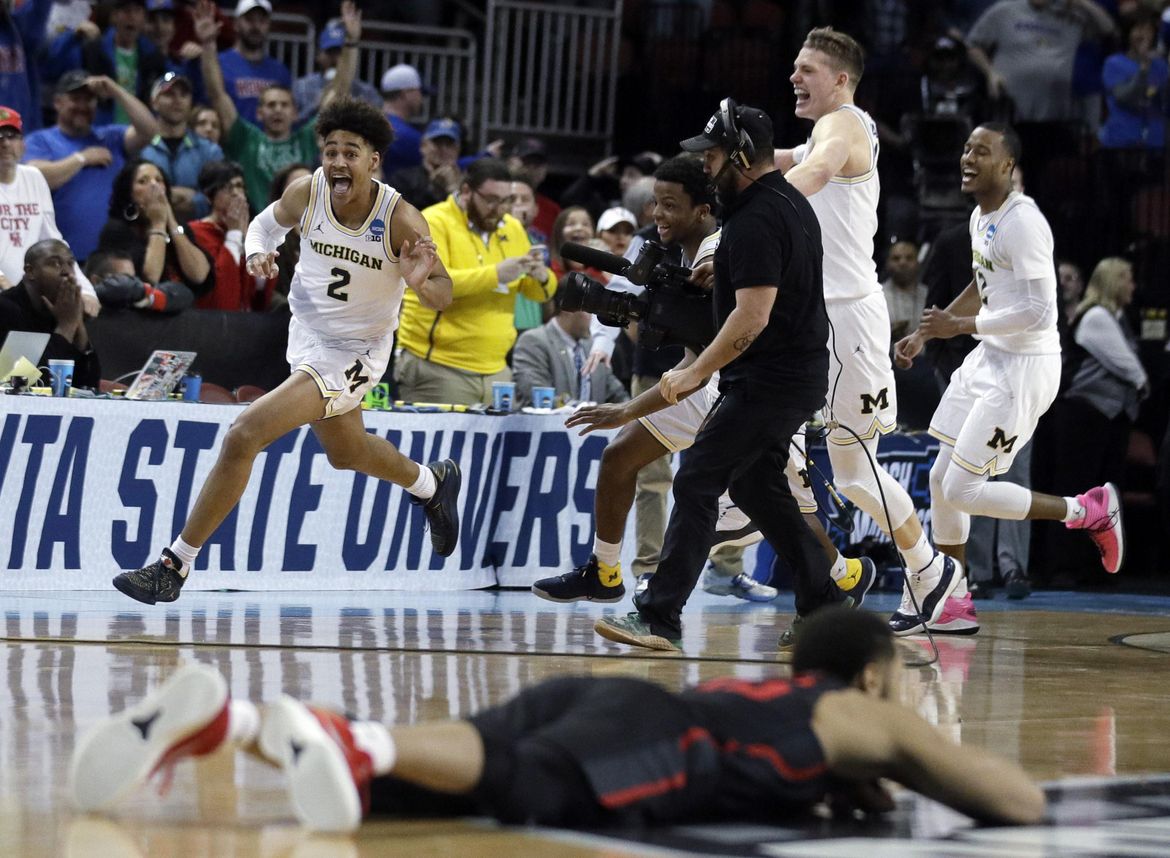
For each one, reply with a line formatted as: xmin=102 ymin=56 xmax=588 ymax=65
xmin=327 ymin=267 xmax=351 ymax=302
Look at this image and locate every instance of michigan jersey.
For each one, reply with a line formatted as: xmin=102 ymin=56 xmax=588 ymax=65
xmin=795 ymin=104 xmax=881 ymax=302
xmin=968 ymin=191 xmax=1059 ymax=355
xmin=290 ymin=169 xmax=406 ymax=340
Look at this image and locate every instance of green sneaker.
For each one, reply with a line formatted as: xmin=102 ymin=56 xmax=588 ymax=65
xmin=594 ymin=612 xmax=681 ymax=652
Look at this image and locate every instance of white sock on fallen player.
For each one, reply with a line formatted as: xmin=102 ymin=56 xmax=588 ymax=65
xmin=229 ymin=700 xmax=261 ymax=747
xmin=350 ymin=720 xmax=396 ymax=776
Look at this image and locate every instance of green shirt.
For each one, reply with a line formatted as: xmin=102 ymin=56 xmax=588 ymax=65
xmin=114 ymin=47 xmax=137 ymax=125
xmin=224 ymin=118 xmax=319 ymax=212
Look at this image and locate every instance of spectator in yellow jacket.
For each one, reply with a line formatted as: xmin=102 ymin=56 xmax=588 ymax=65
xmin=397 ymin=158 xmax=557 ymax=405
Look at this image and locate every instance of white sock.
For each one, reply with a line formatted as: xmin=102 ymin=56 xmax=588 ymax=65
xmin=900 ymin=533 xmax=935 ymax=572
xmin=828 ymin=552 xmax=848 ymax=583
xmin=168 ymin=537 xmax=200 ymax=578
xmin=406 ymin=463 xmax=437 ymax=500
xmin=228 ymin=700 xmax=260 ymax=747
xmin=592 ymin=537 xmax=622 ymax=567
xmin=951 ymin=574 xmax=969 ymax=598
xmin=350 ymin=720 xmax=396 ymax=776
xmin=1063 ymin=496 xmax=1085 ymax=523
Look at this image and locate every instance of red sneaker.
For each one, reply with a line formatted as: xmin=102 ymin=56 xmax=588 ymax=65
xmin=259 ymin=697 xmax=374 ymax=832
xmin=1067 ymin=483 xmax=1125 ymax=574
xmin=70 ymin=664 xmax=229 ymax=811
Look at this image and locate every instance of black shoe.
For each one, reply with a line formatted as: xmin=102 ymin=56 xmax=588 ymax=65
xmin=532 ymin=555 xmax=626 ymax=603
xmin=112 ymin=548 xmax=187 ymax=605
xmin=778 ymin=615 xmax=804 ymax=651
xmin=412 ymin=459 xmax=461 ymax=557
xmin=968 ymin=579 xmax=993 ymax=600
xmin=1004 ymin=569 xmax=1031 ymax=600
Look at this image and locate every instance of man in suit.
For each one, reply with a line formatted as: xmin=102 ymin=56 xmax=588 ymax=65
xmin=513 ymin=295 xmax=628 ymax=407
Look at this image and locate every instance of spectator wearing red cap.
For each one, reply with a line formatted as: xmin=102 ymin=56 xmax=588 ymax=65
xmin=380 ymin=63 xmax=428 ymax=174
xmin=0 ymin=106 xmax=99 ymax=313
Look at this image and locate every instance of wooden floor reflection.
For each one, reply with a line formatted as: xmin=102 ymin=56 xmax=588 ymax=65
xmin=3 ymin=589 xmax=1170 ymax=857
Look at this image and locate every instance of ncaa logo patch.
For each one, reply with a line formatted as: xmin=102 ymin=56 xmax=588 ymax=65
xmin=368 ymin=218 xmax=385 ymax=242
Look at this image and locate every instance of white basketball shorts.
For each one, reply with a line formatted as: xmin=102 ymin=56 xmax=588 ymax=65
xmin=287 ymin=316 xmax=393 ymax=418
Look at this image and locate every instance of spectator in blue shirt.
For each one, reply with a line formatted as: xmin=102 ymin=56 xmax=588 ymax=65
xmin=218 ymin=0 xmax=291 ymax=126
xmin=143 ymin=0 xmax=206 ymax=102
xmin=0 ymin=0 xmax=52 ymax=134
xmin=140 ymin=72 xmax=224 ymax=220
xmin=44 ymin=0 xmax=167 ymax=127
xmin=1100 ymin=11 xmax=1168 ymax=148
xmin=380 ymin=63 xmax=428 ymax=174
xmin=293 ymin=19 xmax=380 ymax=125
xmin=22 ymin=71 xmax=159 ymax=262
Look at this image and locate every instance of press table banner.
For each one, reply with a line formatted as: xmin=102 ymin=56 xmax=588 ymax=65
xmin=0 ymin=397 xmax=620 ymax=590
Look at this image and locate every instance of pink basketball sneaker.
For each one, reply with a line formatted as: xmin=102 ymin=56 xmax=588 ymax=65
xmin=928 ymin=593 xmax=980 ymax=635
xmin=1066 ymin=483 xmax=1124 ymax=574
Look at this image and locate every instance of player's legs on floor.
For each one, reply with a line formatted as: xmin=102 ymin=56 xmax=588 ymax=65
xmin=532 ymin=422 xmax=668 ymax=602
xmin=312 ymin=407 xmax=462 ymax=557
xmin=112 ymin=372 xmax=331 ymax=604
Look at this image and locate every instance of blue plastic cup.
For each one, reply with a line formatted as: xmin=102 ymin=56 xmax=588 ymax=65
xmin=532 ymin=386 xmax=555 ymax=409
xmin=181 ymin=373 xmax=202 ymax=402
xmin=48 ymin=359 xmax=74 ymax=397
xmin=492 ymin=381 xmax=515 ymax=412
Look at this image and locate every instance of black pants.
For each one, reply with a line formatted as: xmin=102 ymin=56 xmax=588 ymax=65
xmin=636 ymin=386 xmax=843 ymax=638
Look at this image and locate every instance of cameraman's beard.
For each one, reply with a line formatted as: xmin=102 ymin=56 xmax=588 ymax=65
xmin=715 ymin=168 xmax=739 ymax=208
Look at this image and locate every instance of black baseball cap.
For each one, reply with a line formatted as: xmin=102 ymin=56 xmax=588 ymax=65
xmin=681 ymin=103 xmax=773 ymax=155
xmin=56 ymin=70 xmax=94 ymax=96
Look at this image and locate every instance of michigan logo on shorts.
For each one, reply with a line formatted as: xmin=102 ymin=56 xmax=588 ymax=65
xmin=860 ymin=388 xmax=889 ymax=415
xmin=987 ymin=427 xmax=1018 ymax=453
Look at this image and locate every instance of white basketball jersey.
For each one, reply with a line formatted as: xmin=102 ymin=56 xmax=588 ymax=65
xmin=796 ymin=104 xmax=881 ymax=302
xmin=968 ymin=191 xmax=1060 ymax=355
xmin=290 ymin=169 xmax=406 ymax=340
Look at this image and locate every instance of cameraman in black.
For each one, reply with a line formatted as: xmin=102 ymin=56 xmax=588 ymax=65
xmin=595 ymin=101 xmax=846 ymax=651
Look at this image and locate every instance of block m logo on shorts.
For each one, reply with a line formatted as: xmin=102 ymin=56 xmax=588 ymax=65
xmin=859 ymin=387 xmax=889 ymax=415
xmin=987 ymin=427 xmax=1018 ymax=453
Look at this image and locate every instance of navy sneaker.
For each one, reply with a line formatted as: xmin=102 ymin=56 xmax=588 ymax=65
xmin=532 ymin=555 xmax=625 ymax=603
xmin=412 ymin=459 xmax=461 ymax=557
xmin=888 ymin=553 xmax=962 ymax=637
xmin=778 ymin=615 xmax=804 ymax=652
xmin=112 ymin=548 xmax=187 ymax=605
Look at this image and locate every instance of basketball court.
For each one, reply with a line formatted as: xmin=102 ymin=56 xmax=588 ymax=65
xmin=4 ymin=587 xmax=1170 ymax=857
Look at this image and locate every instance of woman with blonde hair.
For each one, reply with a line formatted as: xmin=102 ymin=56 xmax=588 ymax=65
xmin=1044 ymin=257 xmax=1148 ymax=584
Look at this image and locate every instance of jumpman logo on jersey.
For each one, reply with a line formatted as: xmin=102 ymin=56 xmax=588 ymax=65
xmin=312 ymin=222 xmax=325 ymax=234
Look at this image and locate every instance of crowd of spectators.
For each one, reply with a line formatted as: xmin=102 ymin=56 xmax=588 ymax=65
xmin=1 ymin=0 xmax=1169 ymax=583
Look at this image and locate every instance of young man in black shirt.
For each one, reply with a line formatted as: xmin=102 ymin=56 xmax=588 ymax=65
xmin=593 ymin=101 xmax=846 ymax=651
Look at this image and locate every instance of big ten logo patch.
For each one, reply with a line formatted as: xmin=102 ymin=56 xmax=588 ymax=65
xmin=860 ymin=388 xmax=889 ymax=415
xmin=987 ymin=427 xmax=1017 ymax=453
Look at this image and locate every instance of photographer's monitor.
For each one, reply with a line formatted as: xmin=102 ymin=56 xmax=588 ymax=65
xmin=0 ymin=332 xmax=51 ymax=382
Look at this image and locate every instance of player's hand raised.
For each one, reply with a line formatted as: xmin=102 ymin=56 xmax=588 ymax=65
xmin=564 ymin=402 xmax=631 ymax=435
xmin=246 ymin=251 xmax=279 ymax=279
xmin=400 ymin=236 xmax=439 ymax=288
